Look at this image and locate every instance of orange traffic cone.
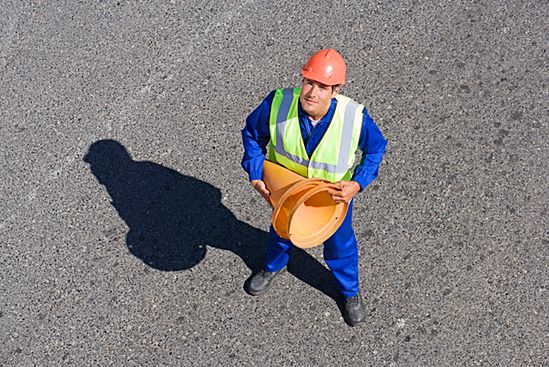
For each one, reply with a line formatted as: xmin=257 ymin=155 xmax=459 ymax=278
xmin=262 ymin=160 xmax=349 ymax=248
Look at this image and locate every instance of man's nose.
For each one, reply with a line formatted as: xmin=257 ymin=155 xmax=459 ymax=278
xmin=308 ymin=85 xmax=319 ymax=97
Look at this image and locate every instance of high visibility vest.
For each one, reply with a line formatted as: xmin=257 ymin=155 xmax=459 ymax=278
xmin=267 ymin=87 xmax=363 ymax=183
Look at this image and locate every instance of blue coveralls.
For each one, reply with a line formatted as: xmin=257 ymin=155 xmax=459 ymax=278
xmin=241 ymin=90 xmax=387 ymax=297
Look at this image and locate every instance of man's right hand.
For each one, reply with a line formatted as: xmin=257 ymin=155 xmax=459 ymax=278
xmin=251 ymin=179 xmax=272 ymax=206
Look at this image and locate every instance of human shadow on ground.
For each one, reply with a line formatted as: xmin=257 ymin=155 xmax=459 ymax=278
xmin=84 ymin=139 xmax=341 ymax=302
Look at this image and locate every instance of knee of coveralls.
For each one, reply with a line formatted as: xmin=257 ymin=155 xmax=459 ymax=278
xmin=323 ymin=201 xmax=360 ymax=297
xmin=265 ymin=225 xmax=292 ymax=272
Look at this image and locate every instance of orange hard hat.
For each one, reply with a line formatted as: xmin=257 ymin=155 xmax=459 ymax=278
xmin=301 ymin=49 xmax=346 ymax=86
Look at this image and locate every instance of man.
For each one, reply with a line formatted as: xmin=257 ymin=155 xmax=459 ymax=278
xmin=241 ymin=49 xmax=387 ymax=326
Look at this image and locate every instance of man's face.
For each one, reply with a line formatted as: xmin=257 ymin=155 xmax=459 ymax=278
xmin=299 ymin=78 xmax=339 ymax=120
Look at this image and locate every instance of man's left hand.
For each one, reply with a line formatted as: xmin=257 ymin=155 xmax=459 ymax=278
xmin=331 ymin=180 xmax=361 ymax=202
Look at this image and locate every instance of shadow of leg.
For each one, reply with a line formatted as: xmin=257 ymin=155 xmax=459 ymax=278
xmin=287 ymin=248 xmax=341 ymax=302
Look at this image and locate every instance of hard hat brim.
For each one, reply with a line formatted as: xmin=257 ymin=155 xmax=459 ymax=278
xmin=302 ymin=69 xmax=345 ymax=86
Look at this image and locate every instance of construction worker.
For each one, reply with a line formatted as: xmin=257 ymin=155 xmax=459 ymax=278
xmin=241 ymin=49 xmax=387 ymax=326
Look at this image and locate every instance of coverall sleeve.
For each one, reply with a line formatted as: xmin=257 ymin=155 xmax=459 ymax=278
xmin=352 ymin=108 xmax=388 ymax=190
xmin=241 ymin=91 xmax=275 ymax=181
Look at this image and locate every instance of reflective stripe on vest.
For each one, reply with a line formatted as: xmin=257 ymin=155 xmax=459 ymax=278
xmin=268 ymin=87 xmax=363 ymax=182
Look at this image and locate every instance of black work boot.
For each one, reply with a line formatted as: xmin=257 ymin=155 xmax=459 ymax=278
xmin=247 ymin=268 xmax=286 ymax=296
xmin=343 ymin=293 xmax=366 ymax=326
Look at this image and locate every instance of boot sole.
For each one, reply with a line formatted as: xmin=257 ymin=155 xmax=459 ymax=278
xmin=345 ymin=318 xmax=365 ymax=327
xmin=248 ymin=284 xmax=274 ymax=296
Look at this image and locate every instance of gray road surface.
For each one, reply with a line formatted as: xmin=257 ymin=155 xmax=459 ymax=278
xmin=1 ymin=0 xmax=548 ymax=366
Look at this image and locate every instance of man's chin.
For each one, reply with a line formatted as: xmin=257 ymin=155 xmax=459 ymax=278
xmin=301 ymin=105 xmax=316 ymax=116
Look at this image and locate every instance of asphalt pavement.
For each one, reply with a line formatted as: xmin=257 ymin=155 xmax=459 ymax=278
xmin=1 ymin=0 xmax=548 ymax=366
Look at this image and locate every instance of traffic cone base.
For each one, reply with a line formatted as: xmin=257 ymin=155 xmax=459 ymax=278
xmin=263 ymin=160 xmax=349 ymax=249
xmin=287 ymin=183 xmax=348 ymax=248
xmin=272 ymin=179 xmax=323 ymax=239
